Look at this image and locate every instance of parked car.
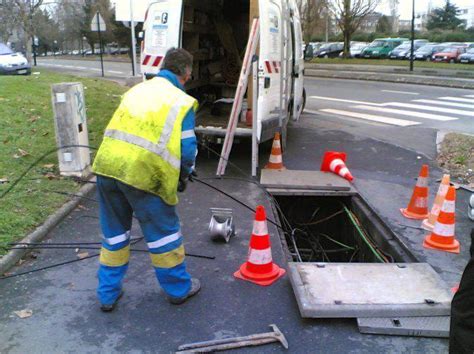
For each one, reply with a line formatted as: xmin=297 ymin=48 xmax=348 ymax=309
xmin=339 ymin=42 xmax=368 ymax=58
xmin=315 ymin=42 xmax=344 ymax=58
xmin=432 ymin=47 xmax=466 ymax=63
xmin=361 ymin=38 xmax=408 ymax=58
xmin=390 ymin=40 xmax=428 ymax=59
xmin=414 ymin=43 xmax=444 ymax=61
xmin=0 ymin=43 xmax=31 ymax=75
xmin=459 ymin=48 xmax=474 ymax=64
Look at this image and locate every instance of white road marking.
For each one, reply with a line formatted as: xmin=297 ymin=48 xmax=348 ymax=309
xmin=63 ymin=65 xmax=75 ymax=68
xmin=354 ymin=105 xmax=458 ymax=121
xmin=107 ymin=70 xmax=124 ymax=74
xmin=465 ymin=95 xmax=474 ymax=98
xmin=382 ymin=90 xmax=419 ymax=95
xmin=309 ymin=96 xmax=384 ymax=106
xmin=439 ymin=97 xmax=474 ymax=104
xmin=413 ymin=99 xmax=474 ymax=110
xmin=76 ymin=67 xmax=88 ymax=70
xmin=385 ymin=102 xmax=474 ymax=117
xmin=90 ymin=68 xmax=101 ymax=72
xmin=319 ymin=109 xmax=420 ymax=127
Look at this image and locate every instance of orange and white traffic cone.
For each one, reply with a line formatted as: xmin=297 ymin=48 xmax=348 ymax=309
xmin=264 ymin=133 xmax=286 ymax=170
xmin=320 ymin=151 xmax=354 ymax=182
xmin=423 ymin=186 xmax=460 ymax=254
xmin=422 ymin=174 xmax=450 ymax=231
xmin=400 ymin=164 xmax=429 ymax=220
xmin=234 ymin=205 xmax=286 ymax=286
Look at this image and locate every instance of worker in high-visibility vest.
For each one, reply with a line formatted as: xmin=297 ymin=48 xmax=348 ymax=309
xmin=92 ymin=48 xmax=200 ymax=311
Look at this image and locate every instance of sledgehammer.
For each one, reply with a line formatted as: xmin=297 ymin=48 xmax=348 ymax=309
xmin=176 ymin=324 xmax=288 ymax=353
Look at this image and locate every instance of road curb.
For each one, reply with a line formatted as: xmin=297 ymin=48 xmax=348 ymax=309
xmin=0 ymin=180 xmax=96 ymax=276
xmin=305 ymin=69 xmax=474 ymax=89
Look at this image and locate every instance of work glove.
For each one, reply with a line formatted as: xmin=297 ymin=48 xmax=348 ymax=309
xmin=177 ymin=170 xmax=197 ymax=193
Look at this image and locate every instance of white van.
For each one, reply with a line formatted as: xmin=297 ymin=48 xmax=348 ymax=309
xmin=141 ymin=0 xmax=305 ymax=146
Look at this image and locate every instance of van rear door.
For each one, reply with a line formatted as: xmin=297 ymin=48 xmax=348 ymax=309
xmin=258 ymin=0 xmax=283 ymax=142
xmin=142 ymin=1 xmax=183 ymax=77
xmin=290 ymin=0 xmax=304 ymax=121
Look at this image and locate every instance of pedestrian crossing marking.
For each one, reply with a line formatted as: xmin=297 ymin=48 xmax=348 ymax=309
xmin=386 ymin=102 xmax=474 ymax=117
xmin=413 ymin=99 xmax=474 ymax=110
xmin=439 ymin=97 xmax=474 ymax=104
xmin=309 ymin=96 xmax=384 ymax=106
xmin=319 ymin=109 xmax=420 ymax=127
xmin=354 ymin=105 xmax=457 ymax=121
xmin=382 ymin=90 xmax=419 ymax=95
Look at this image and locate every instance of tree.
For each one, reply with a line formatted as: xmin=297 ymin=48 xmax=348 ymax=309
xmin=426 ymin=1 xmax=464 ymax=31
xmin=329 ymin=0 xmax=380 ymax=58
xmin=376 ymin=15 xmax=392 ymax=34
xmin=12 ymin=0 xmax=44 ymax=62
xmin=0 ymin=1 xmax=20 ymax=43
xmin=296 ymin=0 xmax=328 ymax=42
xmin=33 ymin=8 xmax=60 ymax=54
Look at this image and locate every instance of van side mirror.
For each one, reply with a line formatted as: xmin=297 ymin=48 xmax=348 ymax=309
xmin=138 ymin=31 xmax=144 ymax=39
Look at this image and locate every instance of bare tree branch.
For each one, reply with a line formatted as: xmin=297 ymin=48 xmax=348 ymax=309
xmin=329 ymin=0 xmax=380 ymax=58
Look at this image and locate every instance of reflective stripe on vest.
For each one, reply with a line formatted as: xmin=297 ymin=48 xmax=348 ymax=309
xmin=104 ymin=129 xmax=180 ymax=170
xmin=92 ymin=77 xmax=198 ymax=205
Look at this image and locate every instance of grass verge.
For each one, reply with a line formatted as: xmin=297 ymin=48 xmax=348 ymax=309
xmin=310 ymin=58 xmax=474 ymax=71
xmin=438 ymin=133 xmax=474 ymax=187
xmin=0 ymin=70 xmax=126 ymax=255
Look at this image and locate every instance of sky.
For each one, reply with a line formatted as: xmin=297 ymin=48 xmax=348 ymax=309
xmin=378 ymin=0 xmax=474 ymax=20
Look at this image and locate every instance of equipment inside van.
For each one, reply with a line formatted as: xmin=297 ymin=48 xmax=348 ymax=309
xmin=141 ymin=0 xmax=305 ymax=156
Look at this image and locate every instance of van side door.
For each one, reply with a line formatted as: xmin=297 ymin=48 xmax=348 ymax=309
xmin=289 ymin=0 xmax=304 ymax=121
xmin=258 ymin=0 xmax=284 ymax=142
xmin=142 ymin=1 xmax=184 ymax=78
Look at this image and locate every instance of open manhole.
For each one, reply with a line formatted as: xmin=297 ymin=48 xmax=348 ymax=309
xmin=261 ymin=170 xmax=453 ymax=321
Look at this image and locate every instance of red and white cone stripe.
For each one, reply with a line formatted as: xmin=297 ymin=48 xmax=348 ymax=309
xmin=329 ymin=159 xmax=350 ymax=179
xmin=253 ymin=220 xmax=269 ymax=236
xmin=247 ymin=248 xmax=273 ymax=265
xmin=269 ymin=153 xmax=283 ymax=164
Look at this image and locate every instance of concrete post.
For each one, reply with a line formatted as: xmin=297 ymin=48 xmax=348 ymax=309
xmin=51 ymin=83 xmax=91 ymax=178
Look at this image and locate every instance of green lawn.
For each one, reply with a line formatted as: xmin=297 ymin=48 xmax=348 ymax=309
xmin=310 ymin=58 xmax=474 ymax=71
xmin=0 ymin=71 xmax=126 ymax=254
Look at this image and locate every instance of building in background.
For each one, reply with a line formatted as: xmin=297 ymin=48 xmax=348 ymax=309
xmin=358 ymin=12 xmax=384 ymax=33
xmin=459 ymin=6 xmax=474 ymax=29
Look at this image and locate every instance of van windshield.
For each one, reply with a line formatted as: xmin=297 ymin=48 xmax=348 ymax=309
xmin=0 ymin=43 xmax=13 ymax=55
xmin=369 ymin=40 xmax=385 ymax=47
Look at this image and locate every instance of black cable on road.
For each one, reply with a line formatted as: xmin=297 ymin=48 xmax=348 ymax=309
xmin=4 ymin=246 xmax=215 ymax=260
xmin=0 ymin=145 xmax=97 ymax=200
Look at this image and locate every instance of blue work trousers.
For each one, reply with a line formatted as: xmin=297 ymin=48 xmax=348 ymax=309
xmin=96 ymin=176 xmax=191 ymax=305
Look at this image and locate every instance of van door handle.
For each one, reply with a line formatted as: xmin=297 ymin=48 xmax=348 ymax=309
xmin=264 ymin=77 xmax=271 ymax=88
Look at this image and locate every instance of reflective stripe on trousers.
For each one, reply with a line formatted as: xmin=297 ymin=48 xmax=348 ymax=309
xmin=96 ymin=176 xmax=191 ymax=305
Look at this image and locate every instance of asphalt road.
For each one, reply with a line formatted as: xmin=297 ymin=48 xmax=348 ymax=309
xmin=2 ymin=64 xmax=474 ymax=352
xmin=36 ymin=57 xmax=135 ymax=83
xmin=305 ymin=77 xmax=474 ymax=137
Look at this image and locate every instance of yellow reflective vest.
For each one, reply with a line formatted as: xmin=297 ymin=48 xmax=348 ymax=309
xmin=92 ymin=77 xmax=198 ymax=205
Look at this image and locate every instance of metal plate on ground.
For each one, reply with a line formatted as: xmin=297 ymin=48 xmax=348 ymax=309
xmin=288 ymin=263 xmax=452 ymax=318
xmin=357 ymin=316 xmax=450 ymax=338
xmin=260 ymin=170 xmax=352 ymax=191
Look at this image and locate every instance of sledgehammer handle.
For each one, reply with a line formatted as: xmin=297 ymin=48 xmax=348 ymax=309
xmin=176 ymin=337 xmax=281 ymax=353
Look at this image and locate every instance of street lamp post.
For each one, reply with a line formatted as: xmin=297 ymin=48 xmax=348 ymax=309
xmin=410 ymin=0 xmax=415 ymax=72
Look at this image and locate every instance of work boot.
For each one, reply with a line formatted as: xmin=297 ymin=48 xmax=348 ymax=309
xmin=169 ymin=278 xmax=201 ymax=305
xmin=100 ymin=290 xmax=124 ymax=312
